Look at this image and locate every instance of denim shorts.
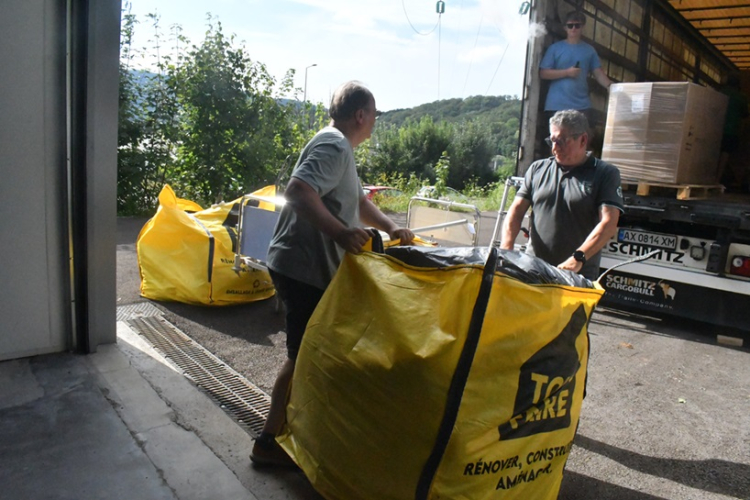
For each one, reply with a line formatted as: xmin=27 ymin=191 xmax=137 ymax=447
xmin=268 ymin=269 xmax=325 ymax=360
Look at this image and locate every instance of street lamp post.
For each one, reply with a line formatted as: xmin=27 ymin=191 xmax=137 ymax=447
xmin=303 ymin=63 xmax=317 ymax=103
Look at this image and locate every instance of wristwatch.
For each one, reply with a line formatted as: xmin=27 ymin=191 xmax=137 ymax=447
xmin=572 ymin=250 xmax=587 ymax=264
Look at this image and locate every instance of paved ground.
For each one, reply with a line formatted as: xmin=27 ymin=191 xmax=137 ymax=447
xmin=118 ymin=215 xmax=750 ymax=500
xmin=0 ymin=325 xmax=324 ymax=500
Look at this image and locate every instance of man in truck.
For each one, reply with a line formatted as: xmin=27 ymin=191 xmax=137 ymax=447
xmin=500 ymin=110 xmax=623 ymax=281
xmin=540 ymin=10 xmax=612 ymax=156
xmin=540 ymin=10 xmax=612 ymax=124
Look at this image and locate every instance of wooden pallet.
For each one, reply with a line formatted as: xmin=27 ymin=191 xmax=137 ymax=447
xmin=621 ymin=180 xmax=725 ymax=200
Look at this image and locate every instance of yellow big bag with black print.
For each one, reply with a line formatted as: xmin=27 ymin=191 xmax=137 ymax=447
xmin=137 ymin=184 xmax=276 ymax=305
xmin=278 ymin=245 xmax=604 ymax=500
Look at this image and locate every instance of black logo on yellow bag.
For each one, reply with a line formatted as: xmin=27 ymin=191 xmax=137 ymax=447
xmin=497 ymin=305 xmax=588 ymax=441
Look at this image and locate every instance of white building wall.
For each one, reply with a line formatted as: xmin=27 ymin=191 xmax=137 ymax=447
xmin=0 ymin=0 xmax=119 ymax=360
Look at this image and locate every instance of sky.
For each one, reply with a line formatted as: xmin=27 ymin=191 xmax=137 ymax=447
xmin=124 ymin=0 xmax=532 ymax=112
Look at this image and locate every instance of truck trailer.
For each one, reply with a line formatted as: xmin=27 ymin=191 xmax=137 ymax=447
xmin=516 ymin=0 xmax=750 ymax=339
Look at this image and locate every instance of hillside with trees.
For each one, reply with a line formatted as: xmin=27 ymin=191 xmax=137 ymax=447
xmin=379 ymin=94 xmax=521 ymax=162
xmin=380 ymin=95 xmax=520 ymax=133
xmin=362 ymin=96 xmax=521 ymax=189
xmin=117 ymin=7 xmax=521 ymax=215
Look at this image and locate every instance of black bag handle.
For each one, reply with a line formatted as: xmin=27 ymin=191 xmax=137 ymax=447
xmin=415 ymin=247 xmax=499 ymax=500
xmin=366 ymin=228 xmax=385 ymax=254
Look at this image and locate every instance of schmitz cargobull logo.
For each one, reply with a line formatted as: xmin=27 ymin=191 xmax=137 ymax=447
xmin=497 ymin=305 xmax=588 ymax=441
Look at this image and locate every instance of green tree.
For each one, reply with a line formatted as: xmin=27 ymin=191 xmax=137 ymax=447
xmin=171 ymin=17 xmax=296 ymax=203
xmin=446 ymin=120 xmax=496 ymax=188
xmin=375 ymin=94 xmax=522 ymax=176
xmin=139 ymin=14 xmax=183 ymax=208
xmin=117 ymin=10 xmax=311 ymax=212
xmin=365 ymin=116 xmax=498 ymax=190
xmin=117 ymin=5 xmax=147 ymax=214
xmin=367 ymin=117 xmax=452 ymax=181
xmin=433 ymin=153 xmax=450 ymax=196
xmin=117 ymin=9 xmax=184 ymax=214
xmin=117 ymin=9 xmax=522 ymax=214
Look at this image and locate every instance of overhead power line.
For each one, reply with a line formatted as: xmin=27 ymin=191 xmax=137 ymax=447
xmin=402 ymin=1 xmax=446 ymax=100
xmin=462 ymin=16 xmax=484 ymax=96
xmin=485 ymin=16 xmax=510 ymax=95
xmin=486 ymin=42 xmax=510 ymax=95
xmin=402 ymin=0 xmax=440 ymax=35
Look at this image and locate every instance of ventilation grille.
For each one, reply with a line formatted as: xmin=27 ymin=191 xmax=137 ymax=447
xmin=126 ymin=315 xmax=270 ymax=437
xmin=116 ymin=301 xmax=163 ymax=322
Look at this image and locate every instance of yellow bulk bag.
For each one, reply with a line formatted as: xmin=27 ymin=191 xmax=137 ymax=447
xmin=278 ymin=246 xmax=604 ymax=500
xmin=136 ymin=184 xmax=275 ymax=305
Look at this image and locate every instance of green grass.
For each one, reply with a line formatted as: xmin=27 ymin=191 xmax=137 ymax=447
xmin=372 ymin=184 xmax=518 ymax=213
xmin=372 ymin=193 xmax=412 ymax=213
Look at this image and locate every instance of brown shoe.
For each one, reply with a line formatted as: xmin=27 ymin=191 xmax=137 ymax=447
xmin=250 ymin=439 xmax=297 ymax=468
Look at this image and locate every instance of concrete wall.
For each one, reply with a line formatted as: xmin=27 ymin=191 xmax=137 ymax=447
xmin=0 ymin=1 xmax=69 ymax=359
xmin=83 ymin=0 xmax=121 ymax=350
xmin=0 ymin=0 xmax=120 ymax=360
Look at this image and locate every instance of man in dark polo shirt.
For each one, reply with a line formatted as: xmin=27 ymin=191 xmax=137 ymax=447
xmin=500 ymin=109 xmax=623 ymax=281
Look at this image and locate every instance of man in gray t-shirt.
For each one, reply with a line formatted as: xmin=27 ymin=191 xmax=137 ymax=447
xmin=500 ymin=110 xmax=623 ymax=281
xmin=265 ymin=125 xmax=364 ymax=290
xmin=251 ymin=81 xmax=414 ymax=468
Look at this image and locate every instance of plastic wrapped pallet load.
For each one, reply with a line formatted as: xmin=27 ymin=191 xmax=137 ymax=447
xmin=278 ymin=245 xmax=604 ymax=500
xmin=602 ymin=81 xmax=729 ymax=185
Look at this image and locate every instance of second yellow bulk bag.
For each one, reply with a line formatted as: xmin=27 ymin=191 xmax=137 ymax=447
xmin=137 ymin=184 xmax=276 ymax=306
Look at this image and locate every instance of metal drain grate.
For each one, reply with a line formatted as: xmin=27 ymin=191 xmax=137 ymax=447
xmin=127 ymin=316 xmax=270 ymax=437
xmin=117 ymin=301 xmax=164 ymax=322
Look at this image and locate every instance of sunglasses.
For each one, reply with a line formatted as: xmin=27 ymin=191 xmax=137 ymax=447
xmin=566 ymin=23 xmax=583 ymax=29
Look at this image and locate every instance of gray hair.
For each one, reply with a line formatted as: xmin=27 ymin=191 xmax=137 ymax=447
xmin=549 ymin=110 xmax=589 ymax=136
xmin=329 ymin=81 xmax=374 ymax=121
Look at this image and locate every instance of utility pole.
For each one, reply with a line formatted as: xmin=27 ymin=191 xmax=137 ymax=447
xmin=303 ymin=63 xmax=317 ymax=103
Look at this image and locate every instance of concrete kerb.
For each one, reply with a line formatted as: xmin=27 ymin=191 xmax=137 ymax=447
xmin=105 ymin=322 xmax=320 ymax=500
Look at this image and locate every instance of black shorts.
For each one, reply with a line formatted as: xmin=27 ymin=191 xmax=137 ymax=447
xmin=268 ymin=269 xmax=325 ymax=360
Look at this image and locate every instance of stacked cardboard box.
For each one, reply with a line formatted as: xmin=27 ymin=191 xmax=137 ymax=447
xmin=602 ymin=82 xmax=728 ymax=185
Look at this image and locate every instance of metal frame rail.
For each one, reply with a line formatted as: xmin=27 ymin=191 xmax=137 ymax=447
xmin=406 ymin=196 xmax=482 ymax=247
xmin=232 ymin=193 xmax=286 ymax=275
xmin=488 ymin=176 xmax=526 ymax=251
